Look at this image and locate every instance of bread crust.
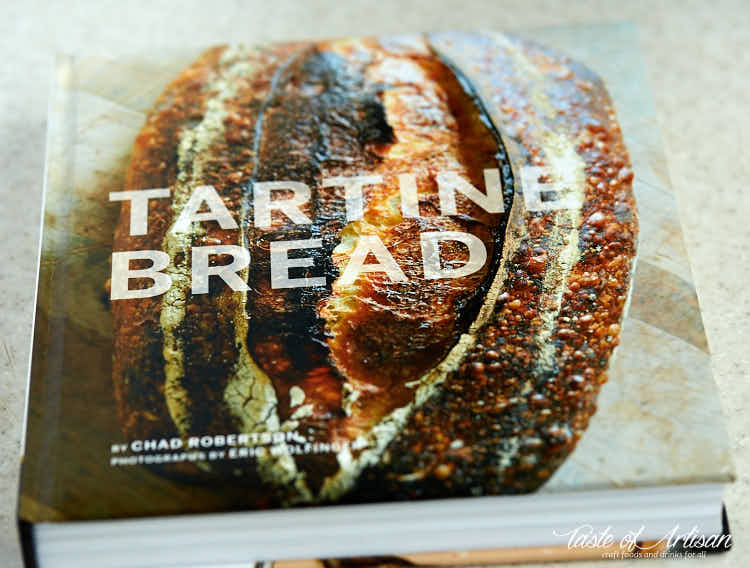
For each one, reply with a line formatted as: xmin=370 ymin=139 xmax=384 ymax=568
xmin=350 ymin=33 xmax=638 ymax=499
xmin=113 ymin=33 xmax=637 ymax=504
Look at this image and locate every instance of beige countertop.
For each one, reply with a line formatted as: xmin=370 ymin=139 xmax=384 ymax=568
xmin=1 ymin=1 xmax=747 ymax=566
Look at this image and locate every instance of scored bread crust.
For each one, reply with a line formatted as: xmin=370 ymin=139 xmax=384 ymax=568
xmin=113 ymin=33 xmax=637 ymax=505
xmin=348 ymin=33 xmax=638 ymax=500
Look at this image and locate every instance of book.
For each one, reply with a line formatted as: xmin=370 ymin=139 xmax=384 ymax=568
xmin=18 ymin=23 xmax=734 ymax=568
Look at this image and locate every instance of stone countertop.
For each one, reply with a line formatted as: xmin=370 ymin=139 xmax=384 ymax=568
xmin=1 ymin=1 xmax=747 ymax=566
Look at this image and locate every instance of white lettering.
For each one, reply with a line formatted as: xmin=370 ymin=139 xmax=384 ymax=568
xmin=437 ymin=169 xmax=504 ymax=215
xmin=322 ymin=175 xmax=383 ymax=222
xmin=398 ymin=173 xmax=420 ymax=218
xmin=420 ymin=231 xmax=487 ymax=280
xmin=254 ymin=181 xmax=312 ymax=228
xmin=111 ymin=250 xmax=172 ymax=300
xmin=270 ymin=239 xmax=326 ymax=289
xmin=109 ymin=188 xmax=170 ymax=236
xmin=171 ymin=185 xmax=239 ymax=234
xmin=340 ymin=235 xmax=407 ymax=285
xmin=192 ymin=245 xmax=250 ymax=294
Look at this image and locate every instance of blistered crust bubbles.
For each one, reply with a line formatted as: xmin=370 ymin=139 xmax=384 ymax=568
xmin=348 ymin=34 xmax=637 ymax=500
xmin=113 ymin=46 xmax=226 ymax=444
xmin=489 ymin=35 xmax=637 ymax=491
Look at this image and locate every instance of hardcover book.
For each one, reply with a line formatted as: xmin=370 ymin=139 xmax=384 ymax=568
xmin=18 ymin=23 xmax=733 ymax=568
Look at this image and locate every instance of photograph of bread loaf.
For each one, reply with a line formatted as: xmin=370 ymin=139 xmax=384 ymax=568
xmin=111 ymin=32 xmax=637 ymax=506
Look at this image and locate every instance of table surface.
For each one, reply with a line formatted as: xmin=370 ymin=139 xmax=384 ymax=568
xmin=1 ymin=1 xmax=748 ymax=567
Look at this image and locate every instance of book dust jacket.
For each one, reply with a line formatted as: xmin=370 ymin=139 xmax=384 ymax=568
xmin=19 ymin=22 xmax=732 ymax=565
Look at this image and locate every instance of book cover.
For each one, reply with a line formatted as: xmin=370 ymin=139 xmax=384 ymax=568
xmin=18 ymin=21 xmax=732 ymax=562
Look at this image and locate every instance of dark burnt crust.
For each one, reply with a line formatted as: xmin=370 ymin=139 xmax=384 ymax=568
xmin=172 ymin=42 xmax=305 ymax=440
xmin=114 ymin=43 xmax=309 ymax=483
xmin=112 ymin=46 xmax=226 ymax=445
xmin=243 ymin=45 xmax=406 ymax=489
xmin=245 ymin=46 xmax=395 ymax=415
xmin=347 ymin=34 xmax=637 ymax=499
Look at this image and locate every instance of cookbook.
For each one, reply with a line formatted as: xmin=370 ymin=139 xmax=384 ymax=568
xmin=18 ymin=23 xmax=733 ymax=568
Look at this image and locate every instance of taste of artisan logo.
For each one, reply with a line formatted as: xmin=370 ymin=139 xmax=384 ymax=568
xmin=108 ymin=166 xmax=579 ymax=300
xmin=554 ymin=523 xmax=732 ymax=558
